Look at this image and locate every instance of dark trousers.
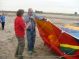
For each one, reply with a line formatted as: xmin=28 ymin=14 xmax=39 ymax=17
xmin=1 ymin=22 xmax=5 ymax=30
xmin=27 ymin=29 xmax=36 ymax=51
xmin=15 ymin=36 xmax=25 ymax=59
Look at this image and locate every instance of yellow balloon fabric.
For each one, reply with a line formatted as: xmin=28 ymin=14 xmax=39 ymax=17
xmin=60 ymin=44 xmax=79 ymax=50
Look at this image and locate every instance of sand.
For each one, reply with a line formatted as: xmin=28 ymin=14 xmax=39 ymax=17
xmin=0 ymin=14 xmax=79 ymax=59
xmin=0 ymin=15 xmax=60 ymax=59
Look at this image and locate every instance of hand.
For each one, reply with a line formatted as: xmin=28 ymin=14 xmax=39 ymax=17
xmin=29 ymin=16 xmax=34 ymax=20
xmin=26 ymin=22 xmax=31 ymax=29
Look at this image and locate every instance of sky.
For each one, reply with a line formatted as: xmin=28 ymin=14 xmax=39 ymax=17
xmin=0 ymin=0 xmax=79 ymax=13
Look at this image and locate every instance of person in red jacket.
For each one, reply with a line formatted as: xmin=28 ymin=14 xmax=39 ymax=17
xmin=14 ymin=9 xmax=25 ymax=59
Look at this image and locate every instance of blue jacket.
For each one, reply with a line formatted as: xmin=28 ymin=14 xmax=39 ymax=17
xmin=1 ymin=15 xmax=5 ymax=22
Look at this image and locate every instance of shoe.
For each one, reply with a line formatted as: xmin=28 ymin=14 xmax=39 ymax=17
xmin=15 ymin=54 xmax=18 ymax=58
xmin=28 ymin=51 xmax=33 ymax=55
xmin=18 ymin=55 xmax=23 ymax=59
xmin=32 ymin=50 xmax=36 ymax=53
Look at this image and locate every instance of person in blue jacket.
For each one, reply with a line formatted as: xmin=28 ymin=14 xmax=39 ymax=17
xmin=1 ymin=13 xmax=6 ymax=30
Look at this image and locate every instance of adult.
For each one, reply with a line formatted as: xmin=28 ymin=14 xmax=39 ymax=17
xmin=14 ymin=9 xmax=26 ymax=59
xmin=1 ymin=13 xmax=5 ymax=30
xmin=25 ymin=8 xmax=47 ymax=55
xmin=25 ymin=8 xmax=37 ymax=55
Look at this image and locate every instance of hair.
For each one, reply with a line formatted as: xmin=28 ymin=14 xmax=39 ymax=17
xmin=16 ymin=9 xmax=24 ymax=16
xmin=28 ymin=8 xmax=33 ymax=12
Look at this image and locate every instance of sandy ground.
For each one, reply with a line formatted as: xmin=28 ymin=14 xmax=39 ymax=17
xmin=0 ymin=15 xmax=79 ymax=59
xmin=0 ymin=16 xmax=60 ymax=59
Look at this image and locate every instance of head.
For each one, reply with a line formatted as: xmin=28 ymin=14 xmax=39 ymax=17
xmin=16 ymin=9 xmax=24 ymax=16
xmin=28 ymin=8 xmax=33 ymax=16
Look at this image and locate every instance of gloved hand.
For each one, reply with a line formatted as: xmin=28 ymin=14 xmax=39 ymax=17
xmin=30 ymin=16 xmax=34 ymax=20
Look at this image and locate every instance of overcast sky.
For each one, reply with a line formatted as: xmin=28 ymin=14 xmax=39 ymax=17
xmin=0 ymin=0 xmax=79 ymax=13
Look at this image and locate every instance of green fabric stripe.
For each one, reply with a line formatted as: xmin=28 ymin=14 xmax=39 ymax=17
xmin=60 ymin=47 xmax=76 ymax=55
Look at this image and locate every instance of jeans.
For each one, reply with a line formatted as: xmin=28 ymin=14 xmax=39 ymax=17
xmin=27 ymin=29 xmax=36 ymax=51
xmin=1 ymin=22 xmax=5 ymax=30
xmin=15 ymin=36 xmax=25 ymax=59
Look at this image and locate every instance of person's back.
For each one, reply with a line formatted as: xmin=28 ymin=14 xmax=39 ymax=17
xmin=15 ymin=16 xmax=25 ymax=37
xmin=1 ymin=15 xmax=5 ymax=22
xmin=1 ymin=14 xmax=5 ymax=30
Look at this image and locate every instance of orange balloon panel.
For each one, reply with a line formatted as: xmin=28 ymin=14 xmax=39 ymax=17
xmin=48 ymin=35 xmax=60 ymax=47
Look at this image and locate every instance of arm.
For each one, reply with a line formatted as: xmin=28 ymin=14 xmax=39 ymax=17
xmin=24 ymin=16 xmax=29 ymax=24
xmin=35 ymin=15 xmax=47 ymax=21
xmin=19 ymin=18 xmax=26 ymax=30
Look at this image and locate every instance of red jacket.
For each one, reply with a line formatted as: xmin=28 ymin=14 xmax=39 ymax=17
xmin=14 ymin=16 xmax=26 ymax=38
